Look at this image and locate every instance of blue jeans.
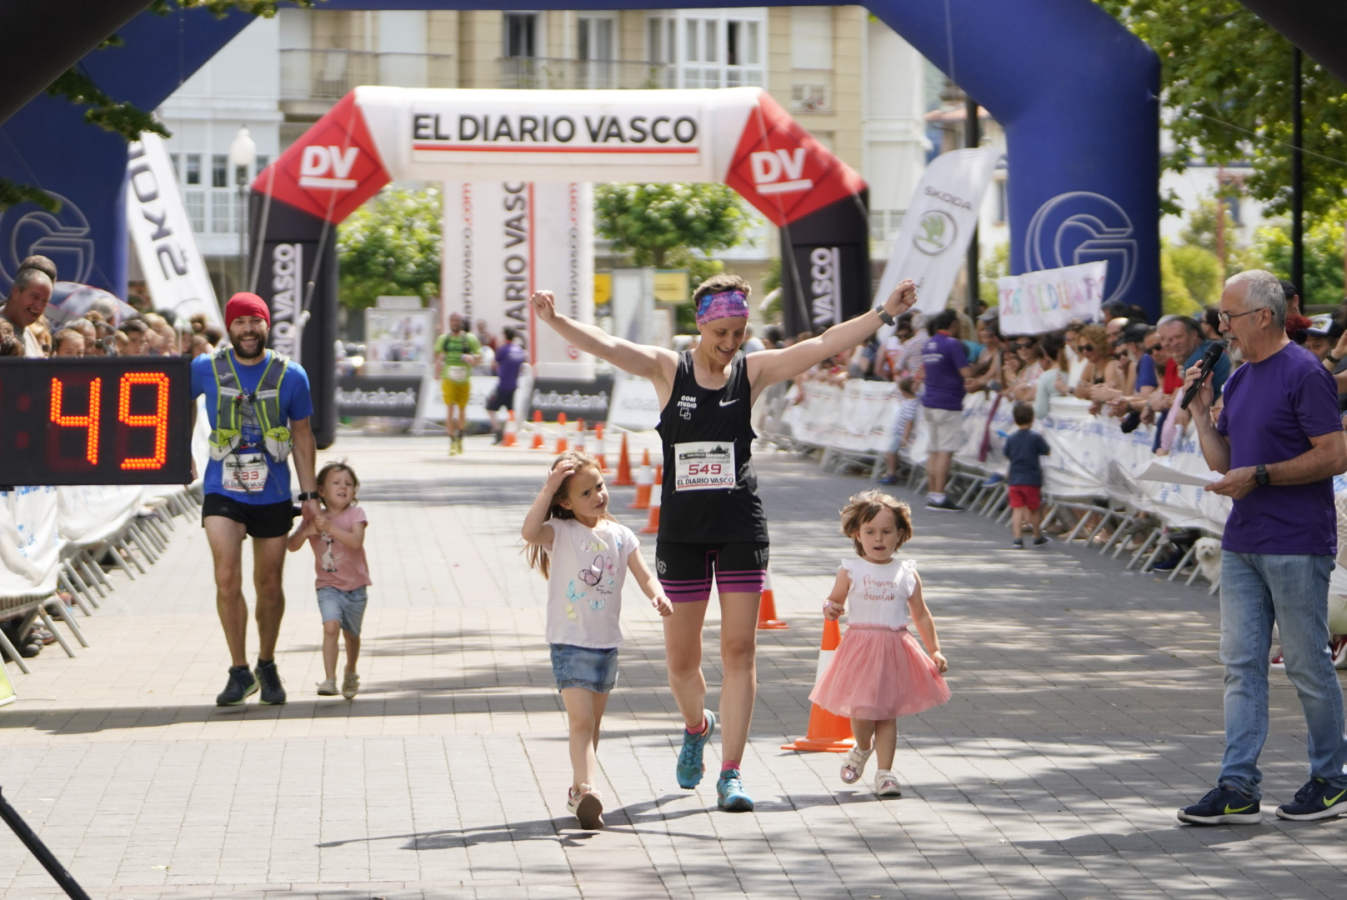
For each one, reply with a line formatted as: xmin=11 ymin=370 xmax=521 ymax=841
xmin=1218 ymin=551 xmax=1347 ymax=798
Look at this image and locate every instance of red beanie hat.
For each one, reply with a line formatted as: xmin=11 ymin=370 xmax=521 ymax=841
xmin=225 ymin=292 xmax=270 ymax=328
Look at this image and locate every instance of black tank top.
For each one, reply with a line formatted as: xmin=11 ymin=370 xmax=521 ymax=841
xmin=656 ymin=351 xmax=768 ymax=544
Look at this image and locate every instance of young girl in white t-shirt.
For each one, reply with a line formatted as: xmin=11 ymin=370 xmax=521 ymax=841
xmin=810 ymin=490 xmax=950 ymax=797
xmin=522 ymin=450 xmax=673 ymax=829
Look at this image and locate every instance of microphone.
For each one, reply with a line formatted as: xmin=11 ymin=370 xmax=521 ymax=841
xmin=1180 ymin=342 xmax=1225 ymax=410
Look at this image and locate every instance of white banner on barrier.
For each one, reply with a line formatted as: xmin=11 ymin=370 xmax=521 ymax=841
xmin=0 ymin=486 xmax=62 ymax=597
xmin=772 ymin=382 xmax=1233 ymax=536
xmin=607 ymin=375 xmax=662 ymax=432
xmin=996 ymin=261 xmax=1108 ymax=335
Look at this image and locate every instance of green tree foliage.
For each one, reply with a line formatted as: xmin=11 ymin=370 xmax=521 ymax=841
xmin=978 ymin=241 xmax=1010 ymax=307
xmin=594 ymin=183 xmax=752 ymax=269
xmin=1165 ymin=242 xmax=1224 ymax=308
xmin=1248 ymin=214 xmax=1347 ymax=305
xmin=1160 ymin=244 xmax=1202 ymax=317
xmin=1095 ymin=1 xmax=1347 ymax=220
xmin=336 ymin=185 xmax=441 ymax=312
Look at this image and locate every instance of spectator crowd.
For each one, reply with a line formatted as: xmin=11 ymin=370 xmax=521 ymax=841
xmin=0 ymin=254 xmax=224 ymax=363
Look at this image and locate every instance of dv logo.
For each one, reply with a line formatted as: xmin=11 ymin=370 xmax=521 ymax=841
xmin=299 ymin=145 xmax=359 ymax=190
xmin=750 ymin=148 xmax=812 ymax=196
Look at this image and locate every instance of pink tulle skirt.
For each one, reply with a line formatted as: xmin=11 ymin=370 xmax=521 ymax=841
xmin=809 ymin=625 xmax=950 ymax=720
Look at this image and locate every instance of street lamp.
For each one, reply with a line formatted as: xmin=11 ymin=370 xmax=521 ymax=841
xmin=227 ymin=125 xmax=256 ymax=293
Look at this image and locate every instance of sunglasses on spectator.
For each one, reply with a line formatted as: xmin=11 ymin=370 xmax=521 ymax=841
xmin=1078 ymin=344 xmax=1094 ymax=353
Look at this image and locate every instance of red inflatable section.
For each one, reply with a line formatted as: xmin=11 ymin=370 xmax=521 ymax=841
xmin=251 ymin=91 xmax=389 ymax=224
xmin=723 ymin=91 xmax=866 ymax=227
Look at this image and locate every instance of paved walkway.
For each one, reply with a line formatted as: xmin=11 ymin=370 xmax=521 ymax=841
xmin=1 ymin=432 xmax=1344 ymax=898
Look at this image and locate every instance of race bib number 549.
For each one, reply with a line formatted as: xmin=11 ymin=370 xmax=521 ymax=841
xmin=674 ymin=441 xmax=736 ymax=491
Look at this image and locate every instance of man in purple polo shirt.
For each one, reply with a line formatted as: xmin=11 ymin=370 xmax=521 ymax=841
xmin=1180 ymin=268 xmax=1347 ymax=825
xmin=920 ymin=309 xmax=972 ymax=511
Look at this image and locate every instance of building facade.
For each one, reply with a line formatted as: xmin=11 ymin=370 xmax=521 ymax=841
xmin=156 ymin=7 xmax=993 ymax=314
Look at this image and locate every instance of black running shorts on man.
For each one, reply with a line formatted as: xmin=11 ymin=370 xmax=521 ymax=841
xmin=201 ymin=494 xmax=295 ymax=538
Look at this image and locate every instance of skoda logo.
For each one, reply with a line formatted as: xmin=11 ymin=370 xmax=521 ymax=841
xmin=0 ymin=190 xmax=95 ymax=291
xmin=913 ymin=210 xmax=957 ymax=256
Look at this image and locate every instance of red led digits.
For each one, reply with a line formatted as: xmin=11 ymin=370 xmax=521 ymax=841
xmin=49 ymin=376 xmax=101 ymax=465
xmin=118 ymin=371 xmax=170 ymax=470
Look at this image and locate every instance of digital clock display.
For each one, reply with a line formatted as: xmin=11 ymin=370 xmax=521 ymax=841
xmin=0 ymin=357 xmax=193 ymax=486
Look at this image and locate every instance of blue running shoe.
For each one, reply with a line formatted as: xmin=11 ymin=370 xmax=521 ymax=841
xmin=1275 ymin=777 xmax=1347 ymax=821
xmin=716 ymin=768 xmax=754 ymax=812
xmin=676 ymin=710 xmax=715 ymax=789
xmin=1177 ymin=784 xmax=1260 ymax=825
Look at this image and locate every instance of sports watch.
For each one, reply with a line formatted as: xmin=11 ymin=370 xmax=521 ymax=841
xmin=875 ymin=306 xmax=896 ymax=326
xmin=1254 ymin=464 xmax=1269 ymax=487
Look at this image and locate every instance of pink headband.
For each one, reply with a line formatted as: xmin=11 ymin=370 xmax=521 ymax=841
xmin=696 ymin=290 xmax=749 ymax=325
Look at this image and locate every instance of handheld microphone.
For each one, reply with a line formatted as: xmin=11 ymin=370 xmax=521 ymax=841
xmin=1180 ymin=342 xmax=1225 ymax=410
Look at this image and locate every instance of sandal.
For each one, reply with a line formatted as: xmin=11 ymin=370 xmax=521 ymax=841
xmin=875 ymin=770 xmax=902 ymax=797
xmin=841 ymin=746 xmax=873 ymax=784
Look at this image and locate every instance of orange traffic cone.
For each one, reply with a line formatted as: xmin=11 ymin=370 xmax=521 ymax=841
xmin=615 ymin=432 xmax=633 ymax=486
xmin=530 ymin=410 xmax=545 ymax=450
xmin=781 ymin=618 xmax=854 ymax=752
xmin=641 ymin=481 xmax=661 ymax=534
xmin=594 ymin=423 xmax=608 ymax=471
xmin=756 ymin=570 xmax=788 ymax=630
xmin=574 ymin=423 xmax=587 ymax=456
xmin=631 ymin=450 xmax=653 ymax=509
xmin=502 ymin=410 xmax=518 ymax=447
xmin=554 ymin=412 xmax=568 ymax=454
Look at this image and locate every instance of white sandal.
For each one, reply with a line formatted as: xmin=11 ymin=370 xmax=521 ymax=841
xmin=841 ymin=746 xmax=873 ymax=784
xmin=875 ymin=769 xmax=902 ymax=797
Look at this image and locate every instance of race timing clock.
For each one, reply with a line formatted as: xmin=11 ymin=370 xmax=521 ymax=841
xmin=0 ymin=357 xmax=193 ymax=486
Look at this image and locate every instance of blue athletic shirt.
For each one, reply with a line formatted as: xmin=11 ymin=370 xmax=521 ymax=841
xmin=190 ymin=350 xmax=314 ymax=505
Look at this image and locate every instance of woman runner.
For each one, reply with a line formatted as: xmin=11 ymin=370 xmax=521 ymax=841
xmin=530 ymin=274 xmax=917 ymax=811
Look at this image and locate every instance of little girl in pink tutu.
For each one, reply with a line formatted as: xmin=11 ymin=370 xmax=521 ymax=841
xmin=809 ymin=490 xmax=950 ymax=797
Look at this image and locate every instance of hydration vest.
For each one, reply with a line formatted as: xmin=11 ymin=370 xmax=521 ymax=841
xmin=207 ymin=347 xmax=293 ymax=463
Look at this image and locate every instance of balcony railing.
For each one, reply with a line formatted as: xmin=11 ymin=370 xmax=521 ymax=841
xmin=280 ymin=49 xmax=455 ymax=102
xmin=497 ymin=57 xmax=676 ymax=91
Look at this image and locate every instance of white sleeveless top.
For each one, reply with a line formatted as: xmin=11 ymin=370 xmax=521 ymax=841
xmin=841 ymin=557 xmax=917 ymax=629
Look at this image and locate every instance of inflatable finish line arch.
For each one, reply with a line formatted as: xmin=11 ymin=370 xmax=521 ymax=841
xmin=250 ymin=85 xmax=870 ymax=446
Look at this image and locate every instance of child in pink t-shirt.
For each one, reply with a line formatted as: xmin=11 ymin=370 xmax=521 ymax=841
xmin=288 ymin=462 xmax=370 ymax=699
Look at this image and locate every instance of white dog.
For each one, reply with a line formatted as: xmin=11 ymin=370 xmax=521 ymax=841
xmin=1193 ymin=537 xmax=1223 ymax=586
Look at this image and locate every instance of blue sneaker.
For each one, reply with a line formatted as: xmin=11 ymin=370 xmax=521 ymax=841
xmin=716 ymin=768 xmax=754 ymax=812
xmin=1177 ymin=785 xmax=1260 ymax=825
xmin=675 ymin=710 xmax=715 ymax=789
xmin=1275 ymin=777 xmax=1347 ymax=821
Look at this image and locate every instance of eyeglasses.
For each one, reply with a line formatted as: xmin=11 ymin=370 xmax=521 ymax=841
xmin=1078 ymin=344 xmax=1094 ymax=353
xmin=1217 ymin=307 xmax=1263 ymax=326
xmin=1144 ymin=346 xmax=1160 ymax=354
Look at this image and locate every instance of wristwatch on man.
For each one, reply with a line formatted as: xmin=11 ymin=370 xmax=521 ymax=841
xmin=297 ymin=490 xmax=319 ymax=501
xmin=1254 ymin=464 xmax=1269 ymax=487
xmin=875 ymin=306 xmax=896 ymax=326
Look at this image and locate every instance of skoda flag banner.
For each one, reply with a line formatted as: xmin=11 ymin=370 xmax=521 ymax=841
xmin=251 ymin=86 xmax=869 ymax=445
xmin=874 ymin=144 xmax=1003 ymax=315
xmin=126 ymin=133 xmax=222 ymax=328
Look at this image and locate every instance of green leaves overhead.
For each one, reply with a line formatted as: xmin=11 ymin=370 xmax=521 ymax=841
xmin=336 ymin=185 xmax=442 ymax=312
xmin=1095 ymin=0 xmax=1347 ymax=220
xmin=593 ymin=183 xmax=752 ymax=269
